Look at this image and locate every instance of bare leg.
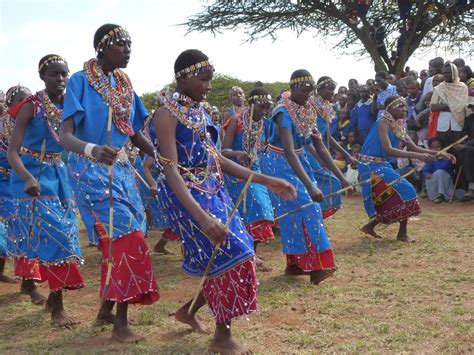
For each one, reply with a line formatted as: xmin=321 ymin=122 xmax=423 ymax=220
xmin=0 ymin=258 xmax=16 ymax=283
xmin=361 ymin=219 xmax=382 ymax=238
xmin=95 ymin=300 xmax=116 ymax=325
xmin=174 ymin=291 xmax=209 ymax=333
xmin=310 ymin=268 xmax=336 ymax=285
xmin=253 ymin=241 xmax=271 ymax=272
xmin=210 ymin=321 xmax=249 ymax=354
xmin=397 ymin=219 xmax=415 ymax=242
xmin=153 ymin=238 xmax=174 ymax=255
xmin=21 ymin=278 xmax=46 ymax=305
xmin=112 ymin=302 xmax=144 ymax=343
xmin=47 ymin=291 xmax=79 ymax=327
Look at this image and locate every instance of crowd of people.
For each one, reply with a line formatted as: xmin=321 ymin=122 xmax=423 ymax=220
xmin=0 ymin=22 xmax=472 ymax=354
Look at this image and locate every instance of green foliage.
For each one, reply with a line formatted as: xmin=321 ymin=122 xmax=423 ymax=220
xmin=140 ymin=74 xmax=288 ymax=112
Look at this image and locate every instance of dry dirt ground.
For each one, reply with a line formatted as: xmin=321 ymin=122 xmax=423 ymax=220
xmin=1 ymin=197 xmax=473 ymax=354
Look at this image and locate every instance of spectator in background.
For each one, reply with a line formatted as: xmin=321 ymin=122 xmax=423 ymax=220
xmin=372 ymin=71 xmax=398 ymax=118
xmin=337 ymin=86 xmax=348 ymax=96
xmin=331 ymin=106 xmax=352 ymax=142
xmin=459 ymin=65 xmax=474 ymax=95
xmin=452 ymin=58 xmax=465 ymax=69
xmin=348 ymin=78 xmax=359 ymax=92
xmin=388 ymin=74 xmax=397 ymax=86
xmin=431 ymin=62 xmax=468 ymax=146
xmin=423 ymin=57 xmax=444 ymax=95
xmin=405 ymin=80 xmax=424 ymax=141
xmin=396 ymin=78 xmax=408 ymax=97
xmin=352 ymin=84 xmax=376 ymax=144
xmin=345 ymin=143 xmax=361 ymax=195
xmin=408 ymin=69 xmax=418 ymax=81
xmin=420 ymin=69 xmax=429 ymax=88
xmin=422 ymin=137 xmax=455 ymax=203
xmin=335 ymin=93 xmax=348 ymax=113
xmin=370 ymin=19 xmax=391 ymax=67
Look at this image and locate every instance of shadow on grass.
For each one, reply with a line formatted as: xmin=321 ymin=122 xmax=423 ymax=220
xmin=336 ymin=236 xmax=400 ymax=256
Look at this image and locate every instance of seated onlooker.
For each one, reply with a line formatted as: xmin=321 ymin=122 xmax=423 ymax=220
xmin=344 ymin=131 xmax=358 ymax=155
xmin=422 ymin=138 xmax=455 ymax=203
xmin=397 ymin=132 xmax=425 ymax=192
xmin=334 ymin=150 xmax=347 ymax=172
xmin=331 ymin=106 xmax=352 ymax=142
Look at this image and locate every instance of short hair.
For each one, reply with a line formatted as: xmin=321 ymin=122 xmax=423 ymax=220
xmin=38 ymin=54 xmax=68 ymax=76
xmin=174 ymin=49 xmax=209 ymax=74
xmin=460 ymin=65 xmax=473 ymax=79
xmin=428 ymin=137 xmax=444 ymax=148
xmin=430 ymin=57 xmax=444 ymax=67
xmin=93 ymin=23 xmax=121 ymax=50
xmin=406 ymin=79 xmax=419 ymax=88
xmin=375 ymin=71 xmax=388 ymax=80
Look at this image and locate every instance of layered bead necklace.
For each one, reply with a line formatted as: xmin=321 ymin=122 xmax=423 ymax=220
xmin=84 ymin=58 xmax=134 ymax=136
xmin=241 ymin=107 xmax=264 ymax=160
xmin=36 ymin=90 xmax=63 ymax=143
xmin=280 ymin=91 xmax=317 ymax=138
xmin=381 ymin=110 xmax=408 ymax=141
xmin=311 ymin=94 xmax=336 ymax=123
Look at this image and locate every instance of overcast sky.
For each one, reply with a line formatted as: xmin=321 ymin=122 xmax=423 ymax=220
xmin=1 ymin=0 xmax=470 ymax=95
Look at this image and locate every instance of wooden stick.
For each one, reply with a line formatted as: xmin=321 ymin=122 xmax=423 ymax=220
xmin=187 ymin=172 xmax=255 ymax=315
xmin=450 ymin=166 xmax=462 ymax=203
xmin=103 ymin=73 xmax=115 ymax=297
xmin=27 ymin=140 xmax=46 ymax=249
xmin=438 ymin=135 xmax=468 ymax=154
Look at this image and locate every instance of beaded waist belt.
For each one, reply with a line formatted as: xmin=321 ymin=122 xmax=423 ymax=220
xmin=0 ymin=166 xmax=11 ymax=176
xmin=267 ymin=144 xmax=304 ymax=154
xmin=359 ymin=154 xmax=386 ymax=163
xmin=20 ymin=146 xmax=62 ymax=162
xmin=75 ymin=147 xmax=129 ymax=165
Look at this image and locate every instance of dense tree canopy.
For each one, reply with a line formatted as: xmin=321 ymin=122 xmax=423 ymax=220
xmin=185 ymin=0 xmax=474 ymax=76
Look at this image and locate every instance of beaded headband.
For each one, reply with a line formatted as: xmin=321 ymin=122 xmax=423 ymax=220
xmin=290 ymin=75 xmax=314 ymax=87
xmin=229 ymin=86 xmax=244 ymax=95
xmin=5 ymin=85 xmax=29 ymax=105
xmin=175 ymin=60 xmax=214 ymax=79
xmin=386 ymin=97 xmax=406 ymax=110
xmin=96 ymin=26 xmax=131 ymax=54
xmin=38 ymin=56 xmax=67 ymax=73
xmin=248 ymin=94 xmax=272 ymax=104
xmin=316 ymin=77 xmax=337 ymax=89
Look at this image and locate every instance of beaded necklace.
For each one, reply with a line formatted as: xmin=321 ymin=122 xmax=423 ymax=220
xmin=83 ymin=58 xmax=134 ymax=136
xmin=0 ymin=114 xmax=14 ymax=152
xmin=36 ymin=90 xmax=63 ymax=143
xmin=312 ymin=94 xmax=336 ymax=123
xmin=241 ymin=107 xmax=264 ymax=160
xmin=280 ymin=91 xmax=317 ymax=138
xmin=381 ymin=110 xmax=408 ymax=141
xmin=157 ymin=91 xmax=206 ymax=131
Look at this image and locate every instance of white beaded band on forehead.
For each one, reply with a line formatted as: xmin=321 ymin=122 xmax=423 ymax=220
xmin=316 ymin=77 xmax=337 ymax=89
xmin=248 ymin=94 xmax=272 ymax=105
xmin=175 ymin=60 xmax=214 ymax=79
xmin=5 ymin=85 xmax=29 ymax=105
xmin=38 ymin=56 xmax=67 ymax=73
xmin=290 ymin=75 xmax=314 ymax=87
xmin=95 ymin=26 xmax=131 ymax=55
xmin=386 ymin=97 xmax=406 ymax=110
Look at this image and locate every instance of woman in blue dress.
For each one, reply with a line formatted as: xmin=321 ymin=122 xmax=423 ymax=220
xmin=307 ymin=76 xmax=354 ymax=218
xmin=358 ymin=96 xmax=454 ymax=242
xmin=153 ymin=49 xmax=295 ymax=354
xmin=260 ymin=70 xmax=337 ymax=285
xmin=7 ymin=55 xmax=84 ymax=327
xmin=222 ymin=87 xmax=275 ymax=271
xmin=60 ymin=24 xmax=159 ymax=343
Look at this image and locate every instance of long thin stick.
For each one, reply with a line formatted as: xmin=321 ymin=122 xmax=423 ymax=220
xmin=27 ymin=140 xmax=46 ymax=249
xmin=244 ymin=104 xmax=255 ymax=215
xmin=450 ymin=166 xmax=462 ymax=203
xmin=103 ymin=73 xmax=115 ymax=298
xmin=187 ymin=172 xmax=255 ymax=315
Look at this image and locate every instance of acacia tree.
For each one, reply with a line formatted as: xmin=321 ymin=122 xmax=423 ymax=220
xmin=185 ymin=0 xmax=474 ymax=76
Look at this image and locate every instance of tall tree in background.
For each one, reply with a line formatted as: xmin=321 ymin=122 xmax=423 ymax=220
xmin=185 ymin=1 xmax=473 ymax=76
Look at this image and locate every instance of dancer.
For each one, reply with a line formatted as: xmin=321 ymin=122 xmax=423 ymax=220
xmin=223 ymin=86 xmax=246 ymax=121
xmin=7 ymin=55 xmax=84 ymax=326
xmin=153 ymin=49 xmax=295 ymax=353
xmin=260 ymin=70 xmax=337 ymax=284
xmin=358 ymin=96 xmax=455 ymax=242
xmin=222 ymin=87 xmax=275 ymax=271
xmin=308 ymin=76 xmax=353 ymax=217
xmin=60 ymin=24 xmax=159 ymax=342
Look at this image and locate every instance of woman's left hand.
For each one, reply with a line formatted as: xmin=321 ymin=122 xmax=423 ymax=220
xmin=439 ymin=152 xmax=456 ymax=163
xmin=265 ymin=177 xmax=296 ymax=200
xmin=341 ymin=178 xmax=355 ymax=192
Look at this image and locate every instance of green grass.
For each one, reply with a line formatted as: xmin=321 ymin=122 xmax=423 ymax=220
xmin=1 ymin=197 xmax=473 ymax=353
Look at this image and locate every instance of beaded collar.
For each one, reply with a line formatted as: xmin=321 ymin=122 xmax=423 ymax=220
xmin=157 ymin=90 xmax=206 ymax=131
xmin=381 ymin=110 xmax=408 ymax=140
xmin=35 ymin=90 xmax=63 ymax=143
xmin=241 ymin=107 xmax=264 ymax=160
xmin=277 ymin=91 xmax=317 ymax=138
xmin=311 ymin=94 xmax=336 ymax=123
xmin=0 ymin=114 xmax=14 ymax=152
xmin=83 ymin=58 xmax=134 ymax=136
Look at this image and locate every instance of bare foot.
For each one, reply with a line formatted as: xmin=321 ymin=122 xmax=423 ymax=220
xmin=397 ymin=234 xmax=416 ymax=243
xmin=112 ymin=323 xmax=144 ymax=343
xmin=153 ymin=243 xmax=174 ymax=255
xmin=361 ymin=224 xmax=382 ymax=239
xmin=284 ymin=264 xmax=309 ymax=276
xmin=0 ymin=274 xmax=17 ymax=283
xmin=21 ymin=280 xmax=46 ymax=305
xmin=310 ymin=268 xmax=336 ymax=285
xmin=174 ymin=304 xmax=209 ymax=333
xmin=210 ymin=334 xmax=250 ymax=355
xmin=95 ymin=311 xmax=116 ymax=325
xmin=51 ymin=308 xmax=80 ymax=328
xmin=255 ymin=257 xmax=272 ymax=273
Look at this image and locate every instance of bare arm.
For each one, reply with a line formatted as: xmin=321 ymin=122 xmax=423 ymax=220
xmin=59 ymin=117 xmax=117 ymax=165
xmin=430 ymin=103 xmax=450 ymax=112
xmin=6 ymin=102 xmax=38 ymax=195
xmin=311 ymin=136 xmax=351 ymax=184
xmin=130 ymin=131 xmax=154 ymax=157
xmin=220 ymin=117 xmax=250 ymax=165
xmin=142 ymin=156 xmax=157 ymax=189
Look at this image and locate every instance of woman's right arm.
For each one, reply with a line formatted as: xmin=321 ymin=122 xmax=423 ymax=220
xmin=6 ymin=102 xmax=39 ymax=196
xmin=142 ymin=156 xmax=157 ymax=195
xmin=278 ymin=113 xmax=323 ymax=202
xmin=220 ymin=117 xmax=250 ymax=166
xmin=153 ymin=107 xmax=228 ymax=245
xmin=59 ymin=117 xmax=118 ymax=165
